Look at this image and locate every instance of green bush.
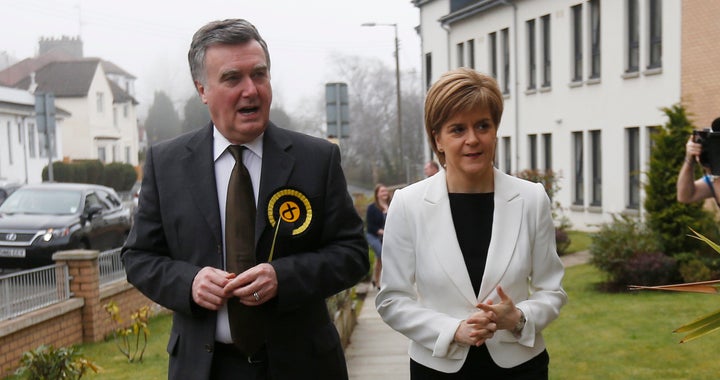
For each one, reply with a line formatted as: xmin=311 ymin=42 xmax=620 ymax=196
xmin=13 ymin=345 xmax=100 ymax=379
xmin=589 ymin=214 xmax=662 ymax=287
xmin=102 ymin=163 xmax=137 ymax=192
xmin=618 ymin=251 xmax=678 ymax=287
xmin=42 ymin=161 xmax=137 ymax=192
xmin=644 ymin=104 xmax=720 ymax=256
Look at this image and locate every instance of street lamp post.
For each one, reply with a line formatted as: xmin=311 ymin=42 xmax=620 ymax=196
xmin=361 ymin=22 xmax=406 ymax=183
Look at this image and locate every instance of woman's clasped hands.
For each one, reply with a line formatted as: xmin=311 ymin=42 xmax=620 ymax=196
xmin=454 ymin=286 xmax=521 ymax=347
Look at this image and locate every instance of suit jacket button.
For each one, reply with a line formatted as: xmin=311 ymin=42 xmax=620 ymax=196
xmin=205 ymin=344 xmax=213 ymax=353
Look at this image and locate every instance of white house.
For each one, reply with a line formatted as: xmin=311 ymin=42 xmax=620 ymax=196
xmin=0 ymin=85 xmax=67 ymax=184
xmin=0 ymin=37 xmax=140 ymax=173
xmin=413 ymin=0 xmax=720 ymax=231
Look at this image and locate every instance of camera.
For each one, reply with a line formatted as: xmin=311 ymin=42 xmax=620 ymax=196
xmin=693 ymin=117 xmax=720 ymax=175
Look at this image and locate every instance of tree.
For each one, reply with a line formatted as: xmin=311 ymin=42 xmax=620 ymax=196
xmin=145 ymin=91 xmax=181 ymax=145
xmin=181 ymin=95 xmax=210 ymax=134
xmin=644 ymin=104 xmax=719 ymax=256
xmin=327 ymin=54 xmax=423 ymax=188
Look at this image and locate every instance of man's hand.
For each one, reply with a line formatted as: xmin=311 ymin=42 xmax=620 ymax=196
xmin=223 ymin=263 xmax=278 ymax=306
xmin=191 ymin=266 xmax=234 ymax=310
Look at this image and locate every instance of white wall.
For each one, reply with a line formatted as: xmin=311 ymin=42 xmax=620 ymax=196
xmin=415 ymin=0 xmax=683 ymax=231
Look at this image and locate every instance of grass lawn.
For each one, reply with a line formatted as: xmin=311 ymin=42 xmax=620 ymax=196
xmin=566 ymin=230 xmax=592 ymax=254
xmin=547 ymin=264 xmax=720 ymax=380
xmin=80 ymin=313 xmax=172 ymax=379
xmin=18 ymin=248 xmax=720 ymax=379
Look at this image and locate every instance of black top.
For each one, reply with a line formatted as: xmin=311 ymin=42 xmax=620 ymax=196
xmin=448 ymin=192 xmax=494 ymax=296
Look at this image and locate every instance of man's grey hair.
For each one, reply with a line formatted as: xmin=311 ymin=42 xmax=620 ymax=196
xmin=188 ymin=19 xmax=271 ymax=86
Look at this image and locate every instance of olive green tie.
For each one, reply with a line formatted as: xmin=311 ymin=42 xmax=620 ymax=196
xmin=225 ymin=145 xmax=264 ymax=355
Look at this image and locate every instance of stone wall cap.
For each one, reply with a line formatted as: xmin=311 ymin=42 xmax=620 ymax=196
xmin=53 ymin=249 xmax=100 ymax=260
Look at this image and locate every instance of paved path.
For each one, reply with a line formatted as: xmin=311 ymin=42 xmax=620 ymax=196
xmin=345 ymin=250 xmax=590 ymax=379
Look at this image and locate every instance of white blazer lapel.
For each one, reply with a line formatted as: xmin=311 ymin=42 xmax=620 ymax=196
xmin=478 ymin=169 xmax=523 ymax=302
xmin=423 ymin=172 xmax=478 ymax=305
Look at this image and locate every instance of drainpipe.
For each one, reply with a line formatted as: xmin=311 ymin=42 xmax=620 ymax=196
xmin=498 ymin=0 xmax=520 ymax=173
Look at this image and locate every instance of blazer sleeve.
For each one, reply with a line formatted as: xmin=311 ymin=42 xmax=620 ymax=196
xmin=513 ymin=182 xmax=568 ymax=347
xmin=375 ymin=187 xmax=469 ymax=360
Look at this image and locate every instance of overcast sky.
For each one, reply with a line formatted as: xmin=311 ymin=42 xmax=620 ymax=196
xmin=0 ymin=0 xmax=421 ymax=117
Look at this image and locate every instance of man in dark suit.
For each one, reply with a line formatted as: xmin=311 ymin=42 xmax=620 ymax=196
xmin=122 ymin=19 xmax=369 ymax=380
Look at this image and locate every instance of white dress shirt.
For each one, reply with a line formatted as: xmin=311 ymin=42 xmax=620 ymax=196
xmin=212 ymin=126 xmax=264 ymax=343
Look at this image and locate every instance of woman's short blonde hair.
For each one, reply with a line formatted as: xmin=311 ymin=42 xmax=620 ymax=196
xmin=424 ymin=68 xmax=504 ymax=166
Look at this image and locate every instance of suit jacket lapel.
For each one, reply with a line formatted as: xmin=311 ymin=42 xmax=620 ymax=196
xmin=478 ymin=169 xmax=522 ymax=302
xmin=424 ymin=171 xmax=478 ymax=305
xmin=257 ymin=123 xmax=295 ymax=247
xmin=183 ymin=123 xmax=223 ymax=246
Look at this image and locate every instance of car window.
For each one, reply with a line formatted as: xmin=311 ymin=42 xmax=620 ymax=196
xmin=0 ymin=189 xmax=82 ymax=214
xmin=85 ymin=193 xmax=109 ymax=212
xmin=98 ymin=189 xmax=121 ymax=209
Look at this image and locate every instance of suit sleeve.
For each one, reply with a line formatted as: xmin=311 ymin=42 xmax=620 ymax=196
xmin=121 ymin=145 xmax=202 ymax=316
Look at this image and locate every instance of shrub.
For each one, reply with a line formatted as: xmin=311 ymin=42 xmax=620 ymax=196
xmin=618 ymin=251 xmax=678 ymax=287
xmin=14 ymin=345 xmax=100 ymax=379
xmin=644 ymin=104 xmax=720 ymax=255
xmin=102 ymin=163 xmax=137 ymax=192
xmin=590 ymin=214 xmax=662 ymax=287
xmin=555 ymin=229 xmax=571 ymax=256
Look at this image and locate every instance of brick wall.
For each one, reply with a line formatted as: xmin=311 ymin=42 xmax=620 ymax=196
xmin=682 ymin=1 xmax=720 ymax=128
xmin=0 ymin=250 xmax=158 ymax=378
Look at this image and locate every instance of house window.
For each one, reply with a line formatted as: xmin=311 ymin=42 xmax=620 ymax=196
xmin=528 ymin=134 xmax=538 ymax=170
xmin=125 ymin=146 xmax=131 ymax=164
xmin=627 ymin=127 xmax=640 ymax=209
xmin=503 ymin=136 xmax=512 ymax=174
xmin=501 ymin=28 xmax=511 ymax=94
xmin=590 ymin=130 xmax=602 ymax=206
xmin=456 ymin=42 xmax=465 ymax=68
xmin=112 ymin=145 xmax=118 ymax=162
xmin=526 ymin=19 xmax=537 ymax=90
xmin=572 ymin=4 xmax=583 ymax=82
xmin=647 ymin=126 xmax=659 ymax=162
xmin=123 ymin=104 xmax=129 ymax=118
xmin=590 ymin=0 xmax=601 ymax=79
xmin=6 ymin=121 xmax=12 ymax=164
xmin=648 ymin=0 xmax=662 ymax=69
xmin=489 ymin=32 xmax=498 ymax=80
xmin=467 ymin=39 xmax=475 ymax=69
xmin=98 ymin=147 xmax=107 ymax=163
xmin=425 ymin=53 xmax=433 ymax=90
xmin=573 ymin=131 xmax=584 ymax=205
xmin=543 ymin=133 xmax=552 ymax=171
xmin=627 ymin=0 xmax=640 ymax=73
xmin=541 ymin=14 xmax=552 ymax=87
xmin=96 ymin=92 xmax=104 ymax=113
xmin=28 ymin=123 xmax=36 ymax=158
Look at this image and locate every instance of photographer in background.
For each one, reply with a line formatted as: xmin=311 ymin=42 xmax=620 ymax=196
xmin=677 ymin=118 xmax=720 ymax=206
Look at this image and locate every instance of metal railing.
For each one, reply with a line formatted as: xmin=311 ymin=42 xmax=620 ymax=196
xmin=0 ymin=264 xmax=70 ymax=321
xmin=98 ymin=248 xmax=126 ymax=286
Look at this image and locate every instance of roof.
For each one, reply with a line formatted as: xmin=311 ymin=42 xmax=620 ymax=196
xmin=108 ymin=79 xmax=138 ymax=105
xmin=15 ymin=60 xmax=100 ymax=97
xmin=0 ymin=50 xmax=76 ymax=87
xmin=0 ymin=54 xmax=137 ymax=102
xmin=101 ymin=60 xmax=136 ymax=79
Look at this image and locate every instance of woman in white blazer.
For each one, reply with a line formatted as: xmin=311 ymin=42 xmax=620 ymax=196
xmin=376 ymin=68 xmax=567 ymax=379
